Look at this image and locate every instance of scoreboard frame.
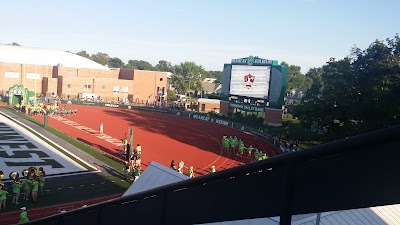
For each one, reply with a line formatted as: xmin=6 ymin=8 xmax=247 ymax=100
xmin=223 ymin=56 xmax=286 ymax=112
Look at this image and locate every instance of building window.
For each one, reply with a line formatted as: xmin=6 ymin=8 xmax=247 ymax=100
xmin=122 ymin=86 xmax=128 ymax=94
xmin=102 ymin=85 xmax=106 ymax=91
xmin=201 ymin=104 xmax=205 ymax=112
xmin=113 ymin=86 xmax=120 ymax=94
xmin=67 ymin=84 xmax=72 ymax=90
xmin=84 ymin=85 xmax=91 ymax=91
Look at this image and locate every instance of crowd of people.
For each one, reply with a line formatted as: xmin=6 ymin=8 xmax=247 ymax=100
xmin=0 ymin=166 xmax=45 ymax=214
xmin=13 ymin=102 xmax=78 ymax=117
xmin=170 ymin=160 xmax=216 ymax=178
xmin=122 ymin=142 xmax=143 ymax=182
xmin=222 ymin=136 xmax=268 ymax=161
xmin=164 ymin=136 xmax=271 ymax=178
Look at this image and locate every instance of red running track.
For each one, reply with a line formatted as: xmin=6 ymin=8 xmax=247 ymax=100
xmin=33 ymin=105 xmax=281 ymax=175
xmin=0 ymin=194 xmax=121 ymax=225
xmin=0 ymin=105 xmax=281 ymax=224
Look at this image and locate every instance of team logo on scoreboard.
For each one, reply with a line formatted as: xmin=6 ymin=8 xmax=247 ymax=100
xmin=243 ymin=74 xmax=256 ymax=89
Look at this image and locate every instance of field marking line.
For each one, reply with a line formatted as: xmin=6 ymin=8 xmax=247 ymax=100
xmin=0 ymin=111 xmax=98 ymax=171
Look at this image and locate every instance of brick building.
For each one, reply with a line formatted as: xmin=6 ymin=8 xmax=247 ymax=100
xmin=197 ymin=98 xmax=221 ymax=113
xmin=0 ymin=45 xmax=168 ymax=104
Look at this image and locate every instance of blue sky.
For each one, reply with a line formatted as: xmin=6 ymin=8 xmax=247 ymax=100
xmin=1 ymin=0 xmax=399 ymax=72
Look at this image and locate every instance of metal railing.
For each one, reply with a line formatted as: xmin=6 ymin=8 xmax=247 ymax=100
xmin=24 ymin=125 xmax=400 ymax=225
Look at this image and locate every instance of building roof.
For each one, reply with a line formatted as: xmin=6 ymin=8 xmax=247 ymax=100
xmin=286 ymin=88 xmax=307 ymax=100
xmin=122 ymin=161 xmax=188 ymax=197
xmin=0 ymin=45 xmax=109 ymax=70
xmin=202 ymin=82 xmax=220 ymax=94
xmin=197 ymin=98 xmax=221 ymax=104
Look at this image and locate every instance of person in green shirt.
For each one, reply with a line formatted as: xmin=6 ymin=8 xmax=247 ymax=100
xmin=178 ymin=160 xmax=185 ymax=174
xmin=188 ymin=166 xmax=195 ymax=178
xmin=223 ymin=138 xmax=230 ymax=152
xmin=253 ymin=149 xmax=259 ymax=161
xmin=12 ymin=180 xmax=22 ymax=204
xmin=210 ymin=166 xmax=216 ymax=173
xmin=22 ymin=179 xmax=31 ymax=200
xmin=238 ymin=142 xmax=245 ymax=157
xmin=31 ymin=178 xmax=39 ymax=202
xmin=133 ymin=165 xmax=141 ymax=182
xmin=247 ymin=146 xmax=254 ymax=159
xmin=19 ymin=207 xmax=29 ymax=223
xmin=0 ymin=183 xmax=9 ymax=210
xmin=232 ymin=136 xmax=239 ymax=152
xmin=256 ymin=151 xmax=263 ymax=161
xmin=228 ymin=136 xmax=235 ymax=152
xmin=38 ymin=167 xmax=45 ymax=196
xmin=221 ymin=136 xmax=228 ymax=152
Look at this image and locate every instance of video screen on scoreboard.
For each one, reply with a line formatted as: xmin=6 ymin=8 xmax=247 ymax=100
xmin=229 ymin=65 xmax=271 ymax=99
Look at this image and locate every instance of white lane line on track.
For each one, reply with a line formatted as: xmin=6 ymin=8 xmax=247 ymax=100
xmin=67 ymin=106 xmax=277 ymax=172
xmin=81 ymin=108 xmax=225 ymax=171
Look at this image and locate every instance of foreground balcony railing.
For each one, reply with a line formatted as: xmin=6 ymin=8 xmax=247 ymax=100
xmin=26 ymin=125 xmax=400 ymax=225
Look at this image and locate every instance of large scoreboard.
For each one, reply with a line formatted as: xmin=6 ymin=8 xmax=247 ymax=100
xmin=221 ymin=56 xmax=287 ymax=112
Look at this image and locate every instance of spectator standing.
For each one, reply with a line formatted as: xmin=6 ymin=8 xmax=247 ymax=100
xmin=22 ymin=179 xmax=31 ymax=200
xmin=123 ymin=162 xmax=130 ymax=181
xmin=133 ymin=165 xmax=141 ymax=182
xmin=135 ymin=144 xmax=142 ymax=165
xmin=99 ymin=123 xmax=104 ymax=134
xmin=170 ymin=160 xmax=176 ymax=170
xmin=188 ymin=166 xmax=195 ymax=178
xmin=12 ymin=180 xmax=21 ymax=204
xmin=19 ymin=207 xmax=29 ymax=223
xmin=0 ymin=183 xmax=8 ymax=210
xmin=178 ymin=160 xmax=185 ymax=174
xmin=210 ymin=166 xmax=216 ymax=173
xmin=31 ymin=178 xmax=39 ymax=202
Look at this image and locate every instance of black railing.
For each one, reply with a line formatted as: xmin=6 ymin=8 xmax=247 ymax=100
xmin=25 ymin=125 xmax=400 ymax=225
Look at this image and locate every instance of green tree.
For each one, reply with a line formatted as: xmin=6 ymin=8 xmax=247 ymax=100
xmin=305 ymin=67 xmax=323 ymax=86
xmin=294 ymin=35 xmax=400 ymax=136
xmin=108 ymin=57 xmax=125 ymax=68
xmin=155 ymin=60 xmax=173 ymax=72
xmin=76 ymin=50 xmax=91 ymax=59
xmin=167 ymin=90 xmax=178 ymax=101
xmin=350 ymin=37 xmax=400 ymax=131
xmin=126 ymin=60 xmax=154 ymax=70
xmin=281 ymin=62 xmax=312 ymax=91
xmin=91 ymin=52 xmax=110 ymax=66
xmin=209 ymin=71 xmax=223 ymax=83
xmin=172 ymin=62 xmax=205 ymax=94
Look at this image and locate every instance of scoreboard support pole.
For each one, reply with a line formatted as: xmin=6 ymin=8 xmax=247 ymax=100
xmin=127 ymin=127 xmax=134 ymax=162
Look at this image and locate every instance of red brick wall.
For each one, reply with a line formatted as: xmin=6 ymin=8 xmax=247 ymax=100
xmin=0 ymin=62 xmax=168 ymax=103
xmin=198 ymin=102 xmax=220 ymax=113
xmin=220 ymin=101 xmax=234 ymax=115
xmin=132 ymin=70 xmax=168 ymax=103
xmin=119 ymin=69 xmax=134 ymax=80
xmin=264 ymin=108 xmax=283 ymax=127
xmin=0 ymin=62 xmax=52 ymax=94
xmin=56 ymin=65 xmax=119 ymax=79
